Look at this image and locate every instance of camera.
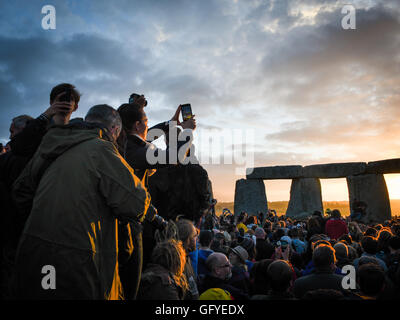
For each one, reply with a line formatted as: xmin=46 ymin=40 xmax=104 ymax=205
xmin=144 ymin=204 xmax=167 ymax=230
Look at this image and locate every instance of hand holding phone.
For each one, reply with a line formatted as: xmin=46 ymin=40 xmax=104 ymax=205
xmin=181 ymin=104 xmax=193 ymax=121
xmin=181 ymin=117 xmax=196 ymax=130
xmin=59 ymin=88 xmax=71 ymax=103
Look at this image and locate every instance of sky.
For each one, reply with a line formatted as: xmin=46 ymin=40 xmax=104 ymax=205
xmin=0 ymin=0 xmax=399 ymax=203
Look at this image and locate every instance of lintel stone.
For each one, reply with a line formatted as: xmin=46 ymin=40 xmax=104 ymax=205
xmin=303 ymin=162 xmax=367 ymax=178
xmin=366 ymin=158 xmax=400 ymax=174
xmin=246 ymin=166 xmax=303 ymax=180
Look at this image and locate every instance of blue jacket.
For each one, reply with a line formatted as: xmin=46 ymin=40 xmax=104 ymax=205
xmin=189 ymin=249 xmax=214 ymax=276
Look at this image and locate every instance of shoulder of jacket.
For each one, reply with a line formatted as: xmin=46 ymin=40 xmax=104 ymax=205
xmin=142 ymin=268 xmax=175 ymax=286
xmin=127 ymin=135 xmax=147 ymax=147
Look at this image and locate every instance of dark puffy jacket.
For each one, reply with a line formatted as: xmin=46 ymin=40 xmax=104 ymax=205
xmin=293 ymin=268 xmax=344 ymax=299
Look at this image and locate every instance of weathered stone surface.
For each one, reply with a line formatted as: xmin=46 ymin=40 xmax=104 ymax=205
xmin=365 ymin=158 xmax=400 ymax=174
xmin=245 ymin=167 xmax=266 ymax=179
xmin=303 ymin=162 xmax=367 ymax=178
xmin=286 ymin=178 xmax=323 ymax=218
xmin=346 ymin=174 xmax=391 ymax=223
xmin=234 ymin=179 xmax=268 ymax=216
xmin=246 ymin=166 xmax=303 ymax=180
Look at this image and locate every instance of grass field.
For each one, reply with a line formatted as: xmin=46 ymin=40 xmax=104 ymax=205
xmin=215 ymin=199 xmax=400 ymax=217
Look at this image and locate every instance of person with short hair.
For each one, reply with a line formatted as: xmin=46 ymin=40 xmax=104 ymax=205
xmin=353 ymin=236 xmax=387 ymax=271
xmin=13 ymin=104 xmax=150 ymax=299
xmin=356 ymin=263 xmax=386 ymax=300
xmin=9 ymin=115 xmax=34 ymax=140
xmin=189 ymin=230 xmax=214 ymax=277
xmin=333 ymin=242 xmax=351 ymax=269
xmin=1 ymin=84 xmax=81 ymax=299
xmin=252 ymin=260 xmax=295 ymax=300
xmin=387 ymin=236 xmax=400 ymax=290
xmin=199 ymin=252 xmax=248 ymax=300
xmin=293 ymin=245 xmax=345 ymax=299
xmin=289 ymin=228 xmax=306 ymax=254
xmin=255 ymin=227 xmax=275 ymax=261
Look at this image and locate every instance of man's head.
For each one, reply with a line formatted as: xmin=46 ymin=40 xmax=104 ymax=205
xmin=312 ymin=244 xmax=337 ymax=272
xmin=199 ymin=230 xmax=213 ymax=248
xmin=357 ymin=263 xmax=385 ymax=298
xmin=267 ymin=260 xmax=293 ymax=293
xmin=263 ymin=220 xmax=272 ymax=234
xmin=50 ymin=83 xmax=80 ymax=111
xmin=364 ymin=227 xmax=378 ymax=238
xmin=331 ymin=209 xmax=341 ymax=219
xmin=176 ymin=219 xmax=198 ymax=253
xmin=333 ymin=242 xmax=348 ymax=259
xmin=206 ymin=252 xmax=232 ymax=280
xmin=238 ymin=237 xmax=256 ymax=260
xmin=9 ymin=115 xmax=33 ymax=139
xmin=255 ymin=227 xmax=266 ymax=240
xmin=389 ymin=236 xmax=400 ymax=254
xmin=117 ymin=103 xmax=148 ymax=140
xmin=361 ymin=236 xmax=378 ymax=254
xmin=311 ymin=238 xmax=331 ymax=252
xmin=85 ymin=105 xmax=122 ymax=143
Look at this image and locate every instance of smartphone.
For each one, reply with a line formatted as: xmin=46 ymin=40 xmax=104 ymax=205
xmin=60 ymin=88 xmax=71 ymax=103
xmin=181 ymin=104 xmax=193 ymax=121
xmin=129 ymin=93 xmax=147 ymax=106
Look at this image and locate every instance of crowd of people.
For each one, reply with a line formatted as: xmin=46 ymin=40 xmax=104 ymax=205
xmin=1 ymin=83 xmax=400 ymax=301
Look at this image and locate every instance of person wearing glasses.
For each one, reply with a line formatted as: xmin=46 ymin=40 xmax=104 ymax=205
xmin=198 ymin=252 xmax=249 ymax=300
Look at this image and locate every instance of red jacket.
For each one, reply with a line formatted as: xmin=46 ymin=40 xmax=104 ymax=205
xmin=325 ymin=218 xmax=349 ymax=240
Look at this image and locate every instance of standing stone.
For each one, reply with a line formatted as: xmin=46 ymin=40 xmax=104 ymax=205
xmin=286 ymin=178 xmax=323 ymax=219
xmin=347 ymin=174 xmax=391 ymax=223
xmin=234 ymin=179 xmax=268 ymax=216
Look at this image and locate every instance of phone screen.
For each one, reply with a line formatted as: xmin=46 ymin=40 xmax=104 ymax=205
xmin=181 ymin=104 xmax=193 ymax=121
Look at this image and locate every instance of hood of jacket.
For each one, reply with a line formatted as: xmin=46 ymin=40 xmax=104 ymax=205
xmin=38 ymin=121 xmax=112 ymax=160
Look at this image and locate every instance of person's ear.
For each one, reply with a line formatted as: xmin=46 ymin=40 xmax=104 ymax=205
xmin=73 ymin=102 xmax=78 ymax=111
xmin=134 ymin=120 xmax=141 ymax=131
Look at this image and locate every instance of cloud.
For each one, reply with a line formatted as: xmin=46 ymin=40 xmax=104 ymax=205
xmin=1 ymin=0 xmax=399 ymax=200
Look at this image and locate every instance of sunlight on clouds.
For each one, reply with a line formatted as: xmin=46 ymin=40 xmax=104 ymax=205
xmin=154 ymin=24 xmax=172 ymax=43
xmin=262 ymin=19 xmax=279 ymax=33
xmin=289 ymin=2 xmax=337 ymax=28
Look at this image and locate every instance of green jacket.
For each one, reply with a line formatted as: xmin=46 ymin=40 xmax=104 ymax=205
xmin=13 ymin=123 xmax=150 ymax=299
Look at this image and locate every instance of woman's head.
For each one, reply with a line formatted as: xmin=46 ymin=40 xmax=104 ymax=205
xmin=151 ymin=239 xmax=188 ymax=290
